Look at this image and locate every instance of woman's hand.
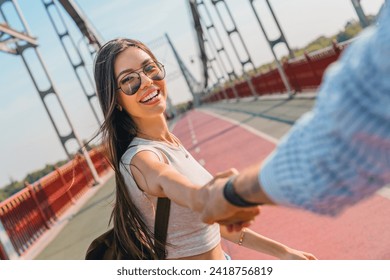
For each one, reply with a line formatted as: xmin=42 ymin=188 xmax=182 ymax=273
xmin=281 ymin=248 xmax=317 ymax=260
xmin=198 ymin=168 xmax=260 ymax=229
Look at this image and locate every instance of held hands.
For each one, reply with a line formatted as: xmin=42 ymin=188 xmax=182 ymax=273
xmin=201 ymin=170 xmax=317 ymax=260
xmin=199 ymin=169 xmax=260 ymax=230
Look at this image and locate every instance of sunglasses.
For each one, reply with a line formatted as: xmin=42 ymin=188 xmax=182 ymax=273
xmin=116 ymin=61 xmax=165 ymax=96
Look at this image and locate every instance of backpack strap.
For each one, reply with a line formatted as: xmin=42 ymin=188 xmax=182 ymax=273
xmin=128 ymin=145 xmax=171 ymax=259
xmin=154 ymin=197 xmax=171 ymax=259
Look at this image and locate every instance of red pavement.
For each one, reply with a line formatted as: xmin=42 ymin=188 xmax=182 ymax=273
xmin=173 ymin=109 xmax=390 ymax=260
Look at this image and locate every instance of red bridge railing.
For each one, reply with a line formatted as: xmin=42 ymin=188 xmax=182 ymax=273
xmin=202 ymin=41 xmax=349 ymax=103
xmin=0 ymin=147 xmax=111 ymax=259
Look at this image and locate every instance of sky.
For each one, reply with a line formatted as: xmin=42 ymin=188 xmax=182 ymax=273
xmin=0 ymin=0 xmax=385 ymax=187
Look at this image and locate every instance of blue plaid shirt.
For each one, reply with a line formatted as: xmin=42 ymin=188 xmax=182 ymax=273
xmin=260 ymin=3 xmax=390 ymax=215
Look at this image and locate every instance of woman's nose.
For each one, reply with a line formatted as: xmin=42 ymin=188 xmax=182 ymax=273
xmin=139 ymin=72 xmax=153 ymax=89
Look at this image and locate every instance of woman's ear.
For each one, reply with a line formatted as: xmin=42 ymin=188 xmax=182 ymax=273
xmin=116 ymin=104 xmax=123 ymax=111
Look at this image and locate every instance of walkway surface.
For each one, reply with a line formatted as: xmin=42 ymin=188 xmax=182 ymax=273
xmin=29 ymin=93 xmax=390 ymax=260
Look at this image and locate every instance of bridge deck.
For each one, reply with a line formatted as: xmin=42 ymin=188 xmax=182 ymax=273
xmin=28 ymin=94 xmax=390 ymax=260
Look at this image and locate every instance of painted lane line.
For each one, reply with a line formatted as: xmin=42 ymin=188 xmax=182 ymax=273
xmin=197 ymin=108 xmax=279 ymax=144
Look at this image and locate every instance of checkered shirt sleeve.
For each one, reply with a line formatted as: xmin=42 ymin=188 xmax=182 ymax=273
xmin=259 ymin=3 xmax=390 ymax=215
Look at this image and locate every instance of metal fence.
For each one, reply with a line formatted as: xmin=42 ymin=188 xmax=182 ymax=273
xmin=0 ymin=147 xmax=111 ymax=259
xmin=202 ymin=40 xmax=348 ymax=102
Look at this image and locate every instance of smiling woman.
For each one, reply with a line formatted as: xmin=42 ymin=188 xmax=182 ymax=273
xmin=92 ymin=38 xmax=224 ymax=260
xmin=91 ymin=38 xmax=317 ymax=260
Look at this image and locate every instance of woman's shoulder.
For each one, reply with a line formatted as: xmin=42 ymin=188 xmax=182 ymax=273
xmin=121 ymin=138 xmax=164 ymax=164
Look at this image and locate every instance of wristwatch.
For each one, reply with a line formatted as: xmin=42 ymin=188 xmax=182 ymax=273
xmin=223 ymin=175 xmax=260 ymax=207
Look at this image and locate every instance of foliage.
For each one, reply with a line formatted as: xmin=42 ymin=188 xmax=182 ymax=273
xmin=293 ymin=35 xmax=336 ymax=57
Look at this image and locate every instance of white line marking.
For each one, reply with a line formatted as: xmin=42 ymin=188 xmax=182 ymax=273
xmin=196 ymin=108 xmax=279 ymax=144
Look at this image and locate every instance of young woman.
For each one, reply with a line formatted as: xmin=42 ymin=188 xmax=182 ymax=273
xmin=93 ymin=38 xmax=316 ymax=260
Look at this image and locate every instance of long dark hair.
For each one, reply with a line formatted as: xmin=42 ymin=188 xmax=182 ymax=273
xmin=94 ymin=38 xmax=160 ymax=259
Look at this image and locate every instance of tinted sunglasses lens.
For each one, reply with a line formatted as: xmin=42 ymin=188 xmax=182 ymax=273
xmin=152 ymin=63 xmax=165 ymax=80
xmin=127 ymin=83 xmax=140 ymax=95
xmin=121 ymin=75 xmax=140 ymax=95
xmin=120 ymin=82 xmax=139 ymax=95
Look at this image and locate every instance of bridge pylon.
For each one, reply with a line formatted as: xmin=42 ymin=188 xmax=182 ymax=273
xmin=209 ymin=0 xmax=258 ymax=98
xmin=0 ymin=0 xmax=100 ymax=185
xmin=191 ymin=0 xmax=239 ymax=101
xmin=42 ymin=0 xmax=102 ymax=126
xmin=248 ymin=0 xmax=294 ymax=97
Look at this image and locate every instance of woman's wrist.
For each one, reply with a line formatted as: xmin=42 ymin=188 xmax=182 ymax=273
xmin=277 ymin=246 xmax=294 ymax=260
xmin=190 ymin=185 xmax=208 ymax=212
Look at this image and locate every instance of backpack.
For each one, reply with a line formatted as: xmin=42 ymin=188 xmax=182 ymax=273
xmin=85 ymin=197 xmax=171 ymax=260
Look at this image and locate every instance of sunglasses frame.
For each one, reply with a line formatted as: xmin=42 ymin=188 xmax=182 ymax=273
xmin=116 ymin=61 xmax=165 ymax=96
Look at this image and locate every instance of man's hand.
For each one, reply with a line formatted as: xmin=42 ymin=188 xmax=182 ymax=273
xmin=199 ymin=169 xmax=260 ymax=231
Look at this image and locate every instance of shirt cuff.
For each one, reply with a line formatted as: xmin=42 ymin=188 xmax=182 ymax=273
xmin=258 ymin=152 xmax=294 ymax=207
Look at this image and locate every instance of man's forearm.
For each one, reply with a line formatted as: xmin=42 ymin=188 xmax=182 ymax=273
xmin=232 ymin=164 xmax=275 ymax=205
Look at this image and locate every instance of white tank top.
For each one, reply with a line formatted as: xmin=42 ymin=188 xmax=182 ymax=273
xmin=120 ymin=137 xmax=221 ymax=259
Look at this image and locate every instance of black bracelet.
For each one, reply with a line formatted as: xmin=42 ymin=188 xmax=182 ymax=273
xmin=223 ymin=176 xmax=260 ymax=207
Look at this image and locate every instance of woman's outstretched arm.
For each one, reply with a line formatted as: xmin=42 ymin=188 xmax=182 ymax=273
xmin=220 ymin=226 xmax=317 ymax=260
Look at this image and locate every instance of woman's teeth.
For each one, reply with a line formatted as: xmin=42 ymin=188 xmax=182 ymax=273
xmin=140 ymin=91 xmax=159 ymax=103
